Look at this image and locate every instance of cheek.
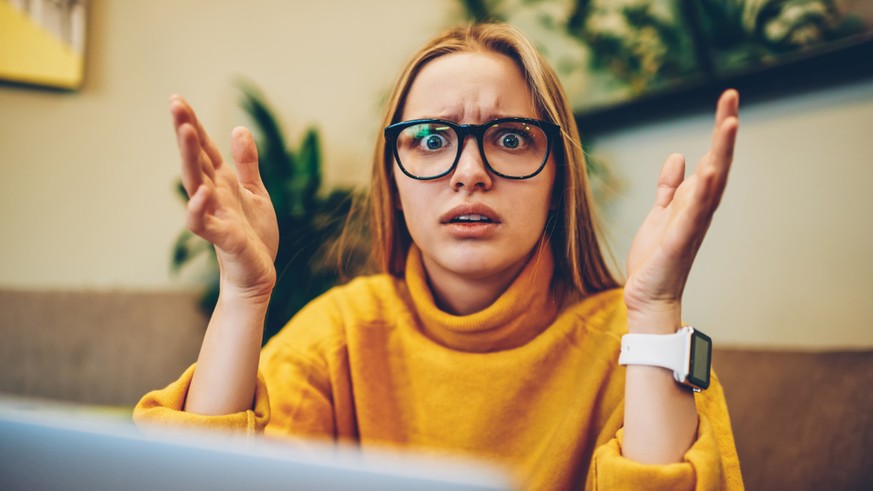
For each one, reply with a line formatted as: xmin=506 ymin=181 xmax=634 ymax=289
xmin=393 ymin=163 xmax=413 ymax=211
xmin=526 ymin=187 xmax=554 ymax=224
xmin=393 ymin=172 xmax=431 ymax=225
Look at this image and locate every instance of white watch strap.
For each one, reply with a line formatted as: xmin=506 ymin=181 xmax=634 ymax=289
xmin=618 ymin=327 xmax=691 ymax=378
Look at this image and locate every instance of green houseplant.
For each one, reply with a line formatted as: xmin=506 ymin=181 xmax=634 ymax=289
xmin=171 ymin=82 xmax=367 ymax=344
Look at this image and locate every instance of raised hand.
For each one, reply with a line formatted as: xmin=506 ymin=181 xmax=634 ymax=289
xmin=172 ymin=95 xmax=279 ymax=300
xmin=623 ymin=89 xmax=740 ymax=333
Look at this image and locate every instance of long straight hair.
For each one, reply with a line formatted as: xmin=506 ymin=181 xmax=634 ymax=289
xmin=363 ymin=23 xmax=619 ymax=296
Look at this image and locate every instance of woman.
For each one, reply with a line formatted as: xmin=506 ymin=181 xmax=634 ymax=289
xmin=136 ymin=23 xmax=743 ymax=490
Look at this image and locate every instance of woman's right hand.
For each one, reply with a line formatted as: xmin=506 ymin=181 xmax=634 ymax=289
xmin=172 ymin=95 xmax=279 ymax=300
xmin=173 ymin=96 xmax=278 ymax=415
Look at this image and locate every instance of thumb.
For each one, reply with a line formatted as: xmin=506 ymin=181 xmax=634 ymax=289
xmin=231 ymin=126 xmax=262 ymax=188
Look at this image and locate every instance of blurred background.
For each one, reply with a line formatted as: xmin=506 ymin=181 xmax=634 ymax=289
xmin=0 ymin=0 xmax=873 ymax=442
xmin=2 ymin=0 xmax=872 ymax=397
xmin=2 ymin=1 xmax=872 ymax=488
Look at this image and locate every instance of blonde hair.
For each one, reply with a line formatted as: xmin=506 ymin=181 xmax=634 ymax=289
xmin=365 ymin=23 xmax=618 ymax=296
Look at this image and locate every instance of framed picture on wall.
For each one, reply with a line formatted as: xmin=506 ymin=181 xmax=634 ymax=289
xmin=0 ymin=0 xmax=87 ymax=90
xmin=570 ymin=0 xmax=873 ymax=131
xmin=457 ymin=0 xmax=873 ymax=132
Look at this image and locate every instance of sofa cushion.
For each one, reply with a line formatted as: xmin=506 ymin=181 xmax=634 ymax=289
xmin=714 ymin=348 xmax=873 ymax=491
xmin=0 ymin=289 xmax=205 ymax=406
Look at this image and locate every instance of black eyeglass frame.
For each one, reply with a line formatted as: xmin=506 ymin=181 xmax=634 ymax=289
xmin=384 ymin=117 xmax=561 ymax=181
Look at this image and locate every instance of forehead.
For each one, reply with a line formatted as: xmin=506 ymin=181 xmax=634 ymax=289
xmin=401 ymin=51 xmax=538 ymax=123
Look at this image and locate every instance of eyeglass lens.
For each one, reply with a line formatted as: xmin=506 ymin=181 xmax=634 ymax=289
xmin=394 ymin=121 xmax=549 ymax=179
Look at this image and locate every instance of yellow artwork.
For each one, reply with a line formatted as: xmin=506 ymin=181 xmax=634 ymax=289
xmin=0 ymin=0 xmax=86 ymax=89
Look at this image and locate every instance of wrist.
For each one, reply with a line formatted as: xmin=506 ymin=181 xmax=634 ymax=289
xmin=217 ymin=280 xmax=274 ymax=308
xmin=625 ymin=303 xmax=682 ymax=334
xmin=215 ymin=247 xmax=277 ymax=303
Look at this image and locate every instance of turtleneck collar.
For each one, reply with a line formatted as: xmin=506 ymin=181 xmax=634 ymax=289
xmin=404 ymin=240 xmax=559 ymax=352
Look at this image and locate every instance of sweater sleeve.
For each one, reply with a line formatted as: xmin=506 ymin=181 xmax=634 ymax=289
xmin=587 ymin=372 xmax=744 ymax=491
xmin=257 ymin=333 xmax=341 ymax=441
xmin=133 ymin=289 xmax=348 ymax=442
xmin=132 ymin=363 xmax=271 ymax=437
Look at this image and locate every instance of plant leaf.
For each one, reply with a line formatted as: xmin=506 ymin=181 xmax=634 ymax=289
xmin=237 ymin=81 xmax=295 ymax=216
xmin=175 ymin=180 xmax=189 ymax=202
xmin=298 ymin=127 xmax=322 ymax=212
xmin=170 ymin=229 xmax=212 ymax=273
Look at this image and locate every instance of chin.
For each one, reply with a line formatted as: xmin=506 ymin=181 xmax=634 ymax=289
xmin=434 ymin=242 xmax=529 ymax=280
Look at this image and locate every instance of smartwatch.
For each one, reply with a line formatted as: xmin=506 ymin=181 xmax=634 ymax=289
xmin=618 ymin=326 xmax=712 ymax=391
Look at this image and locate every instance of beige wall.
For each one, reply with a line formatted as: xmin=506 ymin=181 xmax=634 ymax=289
xmin=1 ymin=1 xmax=871 ymax=348
xmin=599 ymin=80 xmax=873 ymax=349
xmin=0 ymin=0 xmax=462 ymax=288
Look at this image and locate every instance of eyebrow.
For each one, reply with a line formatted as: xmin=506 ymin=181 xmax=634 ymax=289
xmin=404 ymin=111 xmax=536 ymax=123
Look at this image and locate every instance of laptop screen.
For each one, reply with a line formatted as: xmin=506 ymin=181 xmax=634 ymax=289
xmin=0 ymin=398 xmax=513 ymax=491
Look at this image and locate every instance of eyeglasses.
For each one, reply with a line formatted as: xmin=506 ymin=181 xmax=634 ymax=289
xmin=384 ymin=117 xmax=560 ymax=180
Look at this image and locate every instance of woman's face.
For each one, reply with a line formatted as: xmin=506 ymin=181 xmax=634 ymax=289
xmin=393 ymin=50 xmax=556 ymax=290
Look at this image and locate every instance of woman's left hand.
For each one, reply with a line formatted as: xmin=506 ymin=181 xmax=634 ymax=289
xmin=624 ymin=89 xmax=740 ymax=333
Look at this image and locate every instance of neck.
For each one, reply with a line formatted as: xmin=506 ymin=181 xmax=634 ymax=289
xmin=404 ymin=242 xmax=559 ymax=352
xmin=421 ymin=254 xmax=530 ymax=316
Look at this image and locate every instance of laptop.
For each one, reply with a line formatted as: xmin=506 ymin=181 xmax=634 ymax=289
xmin=0 ymin=397 xmax=513 ymax=491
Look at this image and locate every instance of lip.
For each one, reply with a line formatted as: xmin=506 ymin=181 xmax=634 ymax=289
xmin=439 ymin=203 xmax=502 ymax=239
xmin=439 ymin=203 xmax=502 ymax=224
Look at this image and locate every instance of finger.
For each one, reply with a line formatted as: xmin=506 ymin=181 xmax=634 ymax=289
xmin=185 ymin=184 xmax=215 ymax=237
xmin=170 ymin=95 xmax=225 ymax=169
xmin=177 ymin=122 xmax=217 ymax=196
xmin=693 ymin=91 xmax=739 ymax=209
xmin=171 ymin=99 xmax=216 ymax=179
xmin=714 ymin=89 xmax=740 ymax=128
xmin=177 ymin=123 xmax=204 ymax=196
xmin=711 ymin=91 xmax=739 ymax=165
xmin=231 ymin=126 xmax=263 ymax=190
xmin=709 ymin=90 xmax=739 ymax=172
xmin=654 ymin=153 xmax=685 ymax=208
xmin=708 ymin=89 xmax=740 ymax=167
xmin=706 ymin=113 xmax=739 ymax=210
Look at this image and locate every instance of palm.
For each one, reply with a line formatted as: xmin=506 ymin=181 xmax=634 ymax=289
xmin=172 ymin=96 xmax=279 ymax=297
xmin=624 ymin=90 xmax=739 ymax=319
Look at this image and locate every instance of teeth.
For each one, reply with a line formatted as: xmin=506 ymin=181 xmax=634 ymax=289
xmin=452 ymin=214 xmax=492 ymax=223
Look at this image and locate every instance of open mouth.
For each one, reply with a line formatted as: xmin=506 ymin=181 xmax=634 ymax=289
xmin=440 ymin=204 xmax=501 ymax=225
xmin=449 ymin=214 xmax=494 ymax=224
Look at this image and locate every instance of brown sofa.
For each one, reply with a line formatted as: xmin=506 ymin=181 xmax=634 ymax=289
xmin=714 ymin=348 xmax=873 ymax=490
xmin=1 ymin=289 xmax=871 ymax=490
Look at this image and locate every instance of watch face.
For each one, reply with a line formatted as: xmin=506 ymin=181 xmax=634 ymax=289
xmin=687 ymin=329 xmax=712 ymax=389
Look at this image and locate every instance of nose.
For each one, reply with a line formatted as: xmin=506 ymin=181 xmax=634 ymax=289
xmin=449 ymin=135 xmax=493 ymax=192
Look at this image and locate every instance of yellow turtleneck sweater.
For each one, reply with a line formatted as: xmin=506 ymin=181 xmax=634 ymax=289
xmin=135 ymin=244 xmax=743 ymax=490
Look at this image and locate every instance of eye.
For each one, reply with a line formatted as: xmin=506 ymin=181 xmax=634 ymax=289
xmin=501 ymin=133 xmax=521 ymax=149
xmin=400 ymin=124 xmax=453 ymax=152
xmin=421 ymin=134 xmax=448 ymax=150
xmin=493 ymin=129 xmax=531 ymax=151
